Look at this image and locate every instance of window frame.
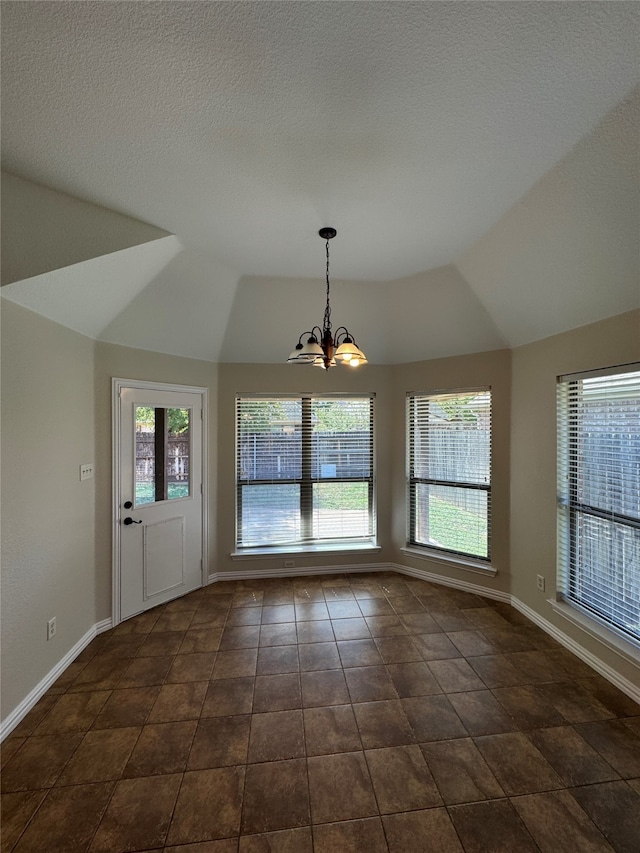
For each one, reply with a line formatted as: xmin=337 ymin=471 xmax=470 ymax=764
xmin=406 ymin=387 xmax=492 ymax=563
xmin=556 ymin=363 xmax=640 ymax=647
xmin=235 ymin=393 xmax=376 ymax=551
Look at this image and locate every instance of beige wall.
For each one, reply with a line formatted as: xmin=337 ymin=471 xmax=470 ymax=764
xmin=216 ymin=363 xmax=394 ymax=574
xmin=93 ymin=341 xmax=219 ymax=620
xmin=391 ymin=349 xmax=512 ymax=594
xmin=511 ymin=309 xmax=640 ymax=684
xmin=1 ymin=301 xmax=97 ymax=719
xmin=3 ymin=306 xmax=639 ymax=725
xmin=1 ymin=171 xmax=169 ymax=286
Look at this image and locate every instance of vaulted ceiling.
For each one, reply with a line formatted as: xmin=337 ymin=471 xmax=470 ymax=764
xmin=2 ymin=2 xmax=638 ymax=364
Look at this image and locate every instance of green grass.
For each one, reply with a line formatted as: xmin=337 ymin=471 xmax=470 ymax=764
xmin=423 ymin=496 xmax=487 ymax=558
xmin=242 ymin=482 xmax=368 ymax=511
xmin=315 ymin=482 xmax=368 ymax=510
xmin=241 ymin=484 xmax=487 ymax=556
xmin=136 ymin=482 xmax=189 ymax=504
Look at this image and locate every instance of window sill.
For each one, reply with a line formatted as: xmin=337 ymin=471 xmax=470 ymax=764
xmin=232 ymin=542 xmax=381 ymax=561
xmin=548 ymin=598 xmax=640 ymax=665
xmin=400 ymin=546 xmax=497 ymax=576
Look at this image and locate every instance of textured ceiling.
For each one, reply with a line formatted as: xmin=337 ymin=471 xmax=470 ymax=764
xmin=1 ymin=2 xmax=639 ymax=363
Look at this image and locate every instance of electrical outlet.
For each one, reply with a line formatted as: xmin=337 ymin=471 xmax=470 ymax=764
xmin=283 ymin=560 xmax=295 ymax=568
xmin=80 ymin=463 xmax=94 ymax=481
xmin=536 ymin=575 xmax=545 ymax=592
xmin=47 ymin=617 xmax=57 ymax=640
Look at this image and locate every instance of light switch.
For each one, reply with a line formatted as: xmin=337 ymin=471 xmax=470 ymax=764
xmin=80 ymin=463 xmax=94 ymax=481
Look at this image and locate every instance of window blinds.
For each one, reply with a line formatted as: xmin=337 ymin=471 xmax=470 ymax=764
xmin=557 ymin=366 xmax=640 ymax=643
xmin=236 ymin=395 xmax=374 ymax=548
xmin=407 ymin=389 xmax=491 ymax=560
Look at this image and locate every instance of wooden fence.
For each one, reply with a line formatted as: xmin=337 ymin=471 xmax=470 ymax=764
xmin=135 ymin=431 xmax=190 ymax=483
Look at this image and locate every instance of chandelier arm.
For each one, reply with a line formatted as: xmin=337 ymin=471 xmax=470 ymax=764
xmin=333 ymin=327 xmax=353 ymax=346
xmin=294 ymin=330 xmax=314 ymax=346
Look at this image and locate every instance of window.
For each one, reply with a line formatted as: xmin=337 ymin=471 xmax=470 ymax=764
xmin=407 ymin=389 xmax=491 ymax=560
xmin=236 ymin=395 xmax=375 ymax=549
xmin=134 ymin=406 xmax=191 ymax=506
xmin=557 ymin=366 xmax=640 ymax=643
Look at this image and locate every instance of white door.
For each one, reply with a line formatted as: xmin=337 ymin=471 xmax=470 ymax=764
xmin=117 ymin=384 xmax=205 ymax=621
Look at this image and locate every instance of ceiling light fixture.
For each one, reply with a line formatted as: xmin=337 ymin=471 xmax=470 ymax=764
xmin=287 ymin=228 xmax=367 ymax=370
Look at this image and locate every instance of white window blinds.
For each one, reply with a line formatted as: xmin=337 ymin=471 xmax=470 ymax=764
xmin=236 ymin=395 xmax=374 ymax=548
xmin=407 ymin=389 xmax=491 ymax=560
xmin=557 ymin=366 xmax=640 ymax=643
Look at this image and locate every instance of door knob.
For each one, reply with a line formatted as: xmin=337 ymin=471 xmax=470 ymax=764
xmin=123 ymin=500 xmax=133 ymax=509
xmin=123 ymin=517 xmax=142 ymax=525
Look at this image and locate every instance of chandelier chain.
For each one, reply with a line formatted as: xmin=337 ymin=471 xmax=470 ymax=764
xmin=323 ymin=237 xmax=332 ymax=336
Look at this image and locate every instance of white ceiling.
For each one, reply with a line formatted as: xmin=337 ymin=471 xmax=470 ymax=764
xmin=1 ymin=1 xmax=638 ymax=363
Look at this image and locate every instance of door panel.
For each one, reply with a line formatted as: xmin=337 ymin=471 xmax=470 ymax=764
xmin=119 ymin=386 xmax=203 ymax=621
xmin=144 ymin=517 xmax=185 ymax=599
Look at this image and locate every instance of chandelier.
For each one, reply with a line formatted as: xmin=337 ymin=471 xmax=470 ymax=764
xmin=287 ymin=228 xmax=367 ymax=370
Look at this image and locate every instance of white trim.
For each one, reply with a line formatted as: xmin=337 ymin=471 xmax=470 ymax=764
xmin=548 ymin=598 xmax=640 ymax=665
xmin=112 ymin=378 xmax=208 ymax=627
xmin=559 ymin=361 xmax=640 ymax=383
xmin=400 ymin=547 xmax=497 ymax=577
xmin=231 ymin=544 xmax=381 ymax=561
xmin=390 ymin=561 xmax=509 ymax=602
xmin=6 ymin=560 xmax=638 ymax=743
xmin=112 ymin=380 xmax=121 ymax=625
xmin=208 ymin=559 xmax=638 ymax=702
xmin=514 ymin=598 xmax=640 ymax=705
xmin=404 ymin=385 xmax=491 ymax=398
xmin=210 ymin=560 xmax=506 ymax=597
xmin=209 ymin=563 xmax=390 ymax=584
xmin=0 ymin=619 xmax=112 ymax=743
xmin=394 ymin=563 xmax=638 ymax=701
xmin=236 ymin=391 xmax=377 ymax=400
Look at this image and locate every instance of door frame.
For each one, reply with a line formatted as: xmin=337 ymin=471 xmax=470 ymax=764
xmin=112 ymin=378 xmax=209 ymax=626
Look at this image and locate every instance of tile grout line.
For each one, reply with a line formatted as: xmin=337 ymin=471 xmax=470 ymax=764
xmin=3 ymin=572 xmax=640 ymax=851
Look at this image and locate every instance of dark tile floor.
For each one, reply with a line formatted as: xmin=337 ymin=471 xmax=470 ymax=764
xmin=2 ymin=571 xmax=640 ymax=852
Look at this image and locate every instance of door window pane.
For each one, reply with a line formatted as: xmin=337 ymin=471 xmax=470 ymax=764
xmin=166 ymin=408 xmax=190 ymax=500
xmin=135 ymin=406 xmax=191 ymax=505
xmin=135 ymin=407 xmax=156 ymax=505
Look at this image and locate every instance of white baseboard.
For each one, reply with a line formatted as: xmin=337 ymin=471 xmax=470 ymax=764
xmin=392 ymin=562 xmax=639 ymax=703
xmin=511 ymin=598 xmax=640 ymax=705
xmin=5 ymin=557 xmax=638 ymax=742
xmin=210 ymin=560 xmax=639 ymax=704
xmin=388 ymin=561 xmax=512 ymax=604
xmin=0 ymin=618 xmax=112 ymax=742
xmin=208 ymin=563 xmax=391 ymax=584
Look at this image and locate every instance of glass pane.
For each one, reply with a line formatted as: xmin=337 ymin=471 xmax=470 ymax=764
xmin=313 ymin=482 xmax=371 ymax=539
xmin=238 ymin=399 xmax=302 ymax=481
xmin=571 ymin=513 xmax=640 ymax=640
xmin=166 ymin=408 xmax=190 ymax=500
xmin=578 ymin=385 xmax=640 ymax=519
xmin=134 ymin=406 xmax=190 ymax=505
xmin=135 ymin=406 xmax=156 ymax=505
xmin=412 ymin=392 xmax=490 ymax=485
xmin=240 ymin=484 xmax=301 ymax=546
xmin=311 ymin=398 xmax=371 ymax=479
xmin=414 ymin=484 xmax=488 ymax=558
